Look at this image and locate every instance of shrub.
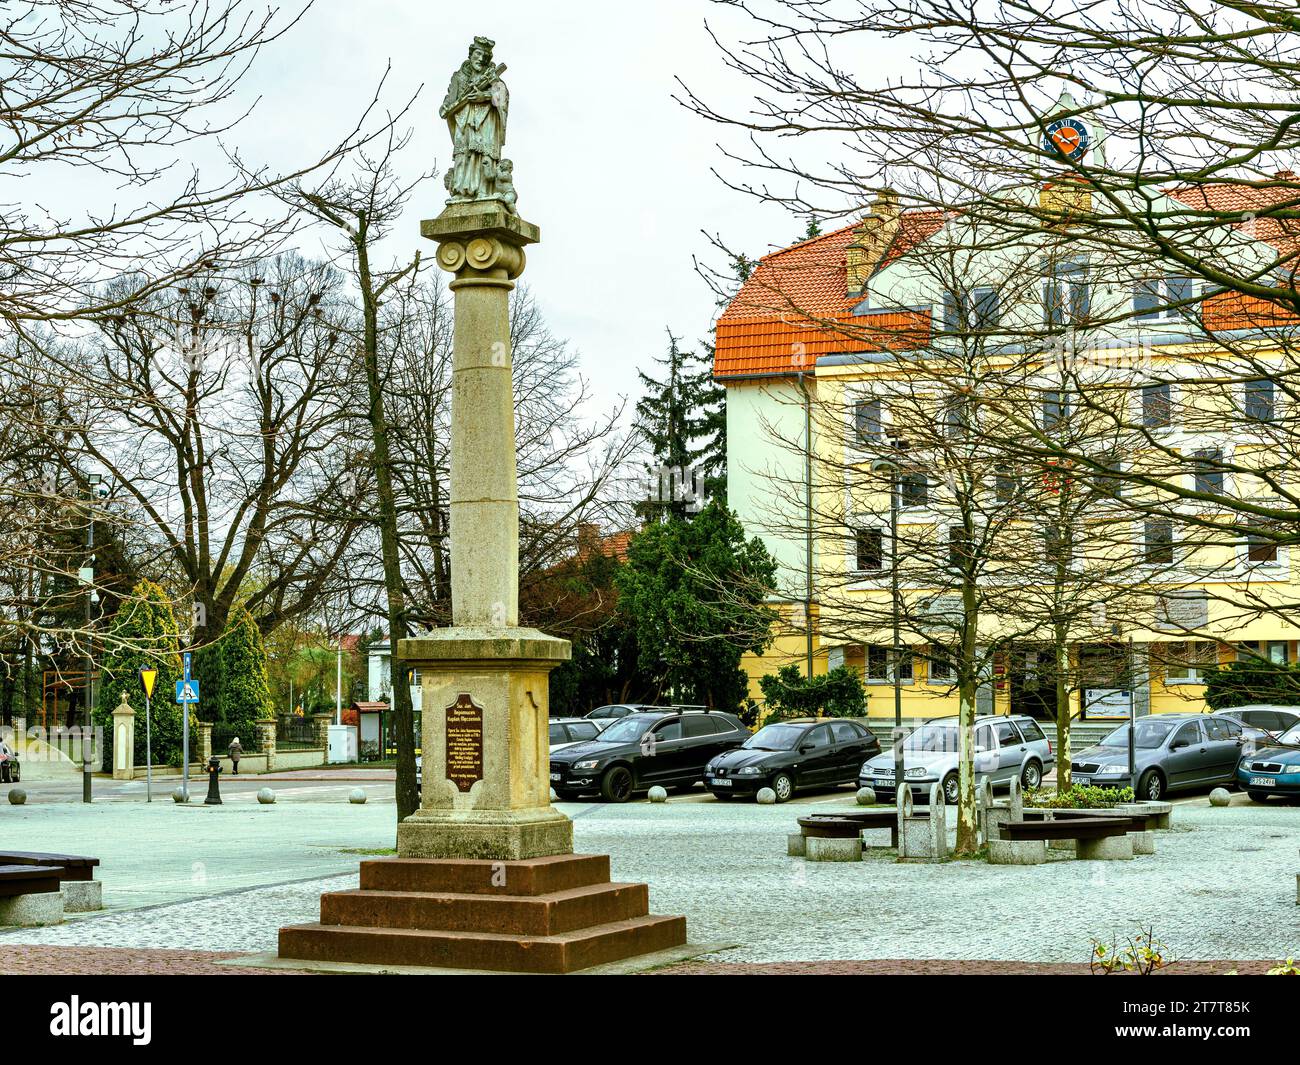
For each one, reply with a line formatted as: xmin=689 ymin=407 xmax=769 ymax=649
xmin=1026 ymin=784 xmax=1134 ymax=809
xmin=1203 ymin=659 xmax=1300 ymax=710
xmin=757 ymin=664 xmax=867 ymax=723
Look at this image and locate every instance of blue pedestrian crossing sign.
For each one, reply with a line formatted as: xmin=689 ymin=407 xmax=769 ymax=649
xmin=176 ymin=678 xmax=200 ymax=704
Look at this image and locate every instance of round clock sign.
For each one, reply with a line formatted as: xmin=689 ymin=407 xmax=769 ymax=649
xmin=1043 ymin=117 xmax=1090 ymax=161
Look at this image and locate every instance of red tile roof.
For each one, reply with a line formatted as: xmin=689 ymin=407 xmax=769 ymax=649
xmin=1167 ymin=178 xmax=1300 ymax=256
xmin=714 ymin=212 xmax=944 ymax=378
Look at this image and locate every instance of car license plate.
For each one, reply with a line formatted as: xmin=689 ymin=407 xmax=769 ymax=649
xmin=711 ymin=777 xmax=731 ymax=787
xmin=875 ymin=773 xmax=893 ymax=782
xmin=1250 ymin=776 xmax=1275 ymax=787
xmin=1074 ymin=775 xmax=1091 ymax=786
xmin=550 ymin=773 xmax=560 ymax=781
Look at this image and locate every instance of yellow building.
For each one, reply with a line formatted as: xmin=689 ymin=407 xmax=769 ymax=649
xmin=715 ymin=178 xmax=1300 ymax=725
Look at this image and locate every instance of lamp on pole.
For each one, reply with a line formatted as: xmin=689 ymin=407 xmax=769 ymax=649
xmin=81 ymin=472 xmax=110 ymax=804
xmin=870 ymin=455 xmax=905 ymax=826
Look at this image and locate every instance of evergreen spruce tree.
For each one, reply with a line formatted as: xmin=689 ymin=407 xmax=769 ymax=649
xmin=215 ymin=607 xmax=274 ymax=730
xmin=94 ymin=580 xmax=190 ymax=766
xmin=635 ymin=330 xmax=727 ymax=517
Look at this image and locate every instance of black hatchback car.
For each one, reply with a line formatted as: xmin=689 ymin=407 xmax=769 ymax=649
xmin=550 ymin=709 xmax=749 ymax=802
xmin=704 ymin=717 xmax=880 ymax=802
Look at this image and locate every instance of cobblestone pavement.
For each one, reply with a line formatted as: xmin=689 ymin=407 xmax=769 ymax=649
xmin=2 ymin=787 xmax=1296 ymax=964
xmin=0 ymin=945 xmax=299 ymax=975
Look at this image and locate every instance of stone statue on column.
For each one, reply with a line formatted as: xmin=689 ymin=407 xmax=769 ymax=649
xmin=439 ymin=35 xmax=518 ymax=211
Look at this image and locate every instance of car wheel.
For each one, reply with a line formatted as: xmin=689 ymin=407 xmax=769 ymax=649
xmin=1247 ymin=790 xmax=1271 ymax=803
xmin=10 ymin=763 xmax=17 ymax=783
xmin=599 ymin=766 xmax=634 ymax=803
xmin=770 ymin=772 xmax=794 ymax=803
xmin=1020 ymin=760 xmax=1042 ymax=790
xmin=1137 ymin=768 xmax=1164 ymax=801
xmin=942 ymin=772 xmax=959 ymax=805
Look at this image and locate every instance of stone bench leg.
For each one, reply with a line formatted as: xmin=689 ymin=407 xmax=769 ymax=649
xmin=0 ymin=891 xmax=64 ymax=926
xmin=1130 ymin=830 xmax=1155 ymax=856
xmin=805 ymin=836 xmax=862 ymax=862
xmin=788 ymin=833 xmax=806 ymax=857
xmin=988 ymin=839 xmax=1046 ymax=865
xmin=62 ymin=881 xmax=103 ymax=912
xmin=1048 ymin=837 xmax=1077 ymax=853
xmin=1077 ymin=835 xmax=1134 ymax=861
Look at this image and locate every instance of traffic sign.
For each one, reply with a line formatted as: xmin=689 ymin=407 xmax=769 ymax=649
xmin=139 ymin=668 xmax=158 ymax=700
xmin=175 ymin=679 xmax=200 ymax=704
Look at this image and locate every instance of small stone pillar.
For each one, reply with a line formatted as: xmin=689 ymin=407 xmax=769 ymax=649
xmin=312 ymin=713 xmax=331 ymax=754
xmin=255 ymin=718 xmax=277 ymax=772
xmin=111 ymin=692 xmax=135 ymax=781
xmin=195 ymin=721 xmax=213 ymax=766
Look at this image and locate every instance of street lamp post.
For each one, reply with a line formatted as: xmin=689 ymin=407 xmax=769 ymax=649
xmin=82 ymin=473 xmax=109 ymax=804
xmin=871 ymin=457 xmax=905 ymax=827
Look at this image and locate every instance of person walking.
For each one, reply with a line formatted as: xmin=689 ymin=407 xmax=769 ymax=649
xmin=228 ymin=736 xmax=242 ymax=775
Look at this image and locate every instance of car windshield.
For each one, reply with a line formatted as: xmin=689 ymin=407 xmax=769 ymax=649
xmin=1278 ymin=723 xmax=1300 ymax=746
xmin=1099 ymin=720 xmax=1175 ymax=749
xmin=588 ymin=705 xmax=624 ymax=718
xmin=904 ymin=725 xmax=959 ymax=752
xmin=743 ymin=723 xmax=807 ymax=751
xmin=595 ymin=717 xmax=655 ymax=743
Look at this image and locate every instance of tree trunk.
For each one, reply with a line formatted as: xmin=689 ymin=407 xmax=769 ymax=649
xmin=1055 ymin=637 xmax=1072 ymax=794
xmin=356 ymin=228 xmax=419 ymax=825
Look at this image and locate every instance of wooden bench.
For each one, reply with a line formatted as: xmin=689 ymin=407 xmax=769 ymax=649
xmin=0 ymin=851 xmax=100 ymax=883
xmin=1021 ymin=810 xmax=1160 ymax=833
xmin=1002 ymin=816 xmax=1128 ymax=842
xmin=0 ymin=864 xmax=62 ymax=898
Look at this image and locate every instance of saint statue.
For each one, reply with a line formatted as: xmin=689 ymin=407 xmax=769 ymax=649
xmin=440 ymin=36 xmax=516 ymax=209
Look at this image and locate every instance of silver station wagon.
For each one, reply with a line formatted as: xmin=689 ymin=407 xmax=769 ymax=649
xmin=858 ymin=714 xmax=1056 ymax=804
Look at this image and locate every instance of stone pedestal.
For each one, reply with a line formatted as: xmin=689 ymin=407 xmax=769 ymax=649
xmin=255 ymin=718 xmax=277 ymax=771
xmin=312 ymin=713 xmax=331 ymax=753
xmin=110 ymin=693 xmax=135 ymax=781
xmin=195 ymin=721 xmax=213 ymax=766
xmin=396 ymin=628 xmax=572 ymax=861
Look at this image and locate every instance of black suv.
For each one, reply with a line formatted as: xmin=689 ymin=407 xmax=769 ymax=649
xmin=550 ymin=709 xmax=749 ymax=802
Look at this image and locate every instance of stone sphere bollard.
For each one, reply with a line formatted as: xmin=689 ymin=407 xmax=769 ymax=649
xmin=256 ymin=787 xmax=276 ymax=805
xmin=171 ymin=787 xmax=189 ymax=804
xmin=7 ymin=788 xmax=25 ymax=805
xmin=348 ymin=787 xmax=367 ymax=804
xmin=647 ymin=785 xmax=668 ymax=803
xmin=756 ymin=787 xmax=777 ymax=805
xmin=1209 ymin=787 xmax=1232 ymax=807
xmin=856 ymin=786 xmax=877 ymax=806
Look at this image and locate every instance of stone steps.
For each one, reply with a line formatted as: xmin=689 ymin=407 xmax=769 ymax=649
xmin=279 ymin=853 xmax=687 ymax=974
xmin=319 ymin=881 xmax=651 ymax=936
xmin=279 ymin=915 xmax=688 ymax=974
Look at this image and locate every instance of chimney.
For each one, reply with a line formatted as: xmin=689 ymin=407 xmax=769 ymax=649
xmin=576 ymin=521 xmax=600 ymax=559
xmin=846 ymin=188 xmax=902 ymax=296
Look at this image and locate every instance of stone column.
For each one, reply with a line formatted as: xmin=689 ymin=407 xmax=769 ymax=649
xmin=255 ymin=718 xmax=277 ymax=772
xmin=397 ymin=201 xmax=572 ymax=862
xmin=195 ymin=722 xmax=212 ymax=766
xmin=111 ymin=692 xmax=135 ymax=781
xmin=312 ymin=712 xmax=331 ymax=753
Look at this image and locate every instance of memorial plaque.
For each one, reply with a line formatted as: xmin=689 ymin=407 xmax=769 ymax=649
xmin=445 ymin=692 xmax=484 ymax=793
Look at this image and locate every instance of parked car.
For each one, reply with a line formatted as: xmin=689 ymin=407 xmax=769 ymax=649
xmin=548 ymin=717 xmax=605 ymax=753
xmin=1236 ymin=720 xmax=1300 ymax=802
xmin=859 ymin=714 xmax=1055 ymax=804
xmin=584 ymin=703 xmax=658 ymax=724
xmin=1071 ymin=712 xmax=1245 ymax=800
xmin=0 ymin=738 xmax=18 ymax=783
xmin=1215 ymin=704 xmax=1300 ymax=743
xmin=704 ymin=717 xmax=880 ymax=802
xmin=415 ymin=754 xmax=421 ymax=794
xmin=550 ymin=709 xmax=749 ymax=802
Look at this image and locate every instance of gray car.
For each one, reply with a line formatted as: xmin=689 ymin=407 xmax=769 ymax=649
xmin=858 ymin=714 xmax=1055 ymax=805
xmin=1214 ymin=704 xmax=1300 ymax=743
xmin=1071 ymin=712 xmax=1247 ymax=801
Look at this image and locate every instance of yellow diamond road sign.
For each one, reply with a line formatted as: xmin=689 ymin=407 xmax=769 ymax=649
xmin=139 ymin=668 xmax=158 ymax=700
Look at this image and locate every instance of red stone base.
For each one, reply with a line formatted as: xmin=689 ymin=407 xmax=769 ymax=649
xmin=278 ymin=854 xmax=687 ymax=974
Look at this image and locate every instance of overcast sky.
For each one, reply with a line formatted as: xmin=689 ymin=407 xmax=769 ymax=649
xmin=225 ymin=0 xmax=813 ymax=420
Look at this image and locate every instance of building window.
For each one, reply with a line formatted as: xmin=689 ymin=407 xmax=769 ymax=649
xmin=1164 ymin=641 xmax=1217 ymax=683
xmin=1238 ymin=640 xmax=1288 ymax=664
xmin=854 ymin=398 xmax=882 ymax=447
xmin=1192 ymin=449 xmax=1223 ymax=495
xmin=1246 ymin=528 xmax=1279 ymax=563
xmin=867 ymin=644 xmax=912 ymax=682
xmin=1133 ymin=277 xmax=1196 ymax=321
xmin=898 ymin=472 xmax=928 ymax=508
xmin=928 ymin=650 xmax=953 ymax=683
xmin=1042 ymin=388 xmax=1068 ymax=429
xmin=1044 ymin=262 xmax=1090 ymax=326
xmin=942 ymin=286 xmax=999 ymax=332
xmin=1245 ymin=378 xmax=1275 ymax=422
xmin=994 ymin=465 xmax=1017 ymax=503
xmin=1095 ymin=455 xmax=1124 ymax=498
xmin=854 ymin=527 xmax=884 ymax=572
xmin=1141 ymin=382 xmax=1172 ymax=428
xmin=1144 ymin=519 xmax=1174 ymax=564
xmin=948 ymin=525 xmax=972 ymax=568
